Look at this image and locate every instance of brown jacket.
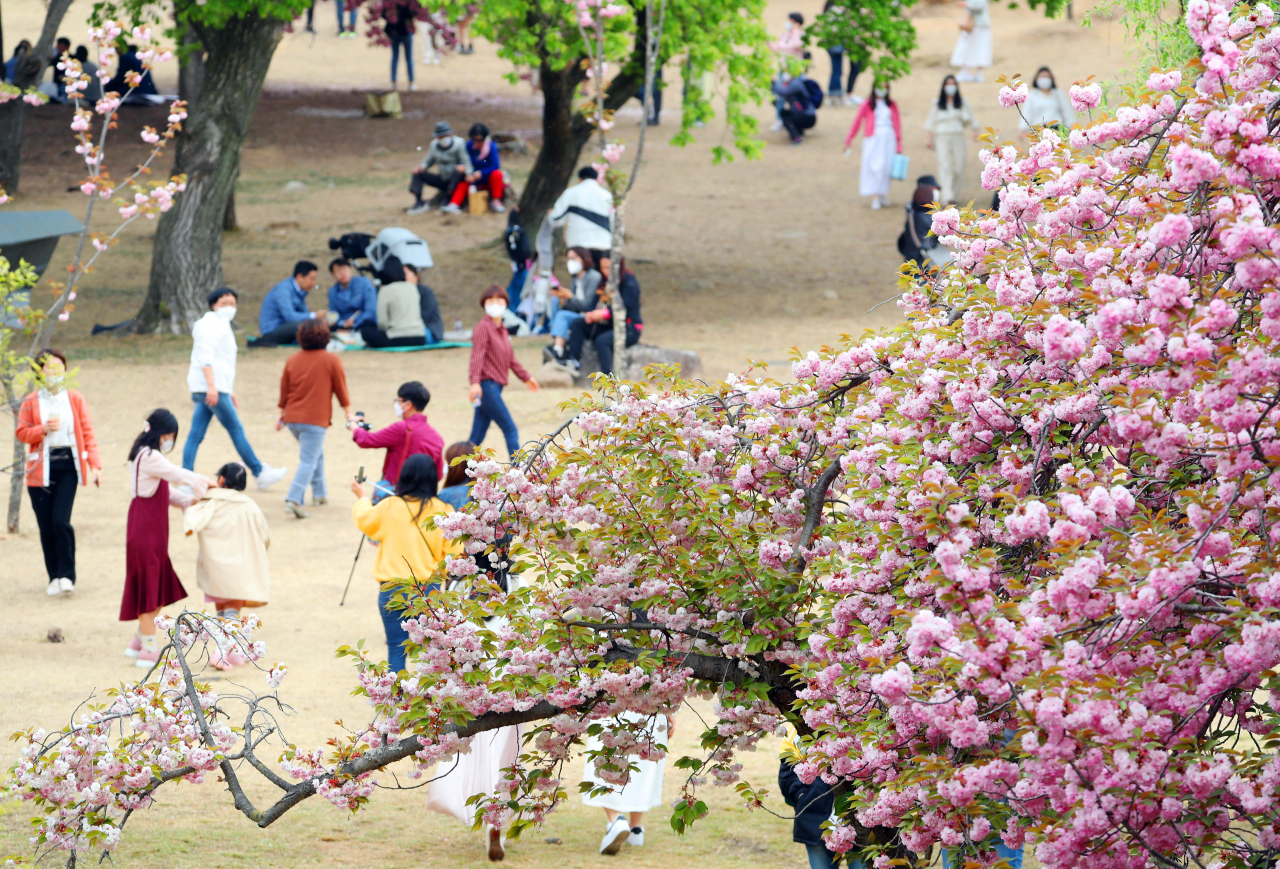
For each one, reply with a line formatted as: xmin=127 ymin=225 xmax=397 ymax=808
xmin=279 ymin=350 xmax=350 ymax=427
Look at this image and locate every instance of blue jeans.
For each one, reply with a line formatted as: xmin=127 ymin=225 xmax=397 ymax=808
xmin=507 ymin=266 xmax=527 ymax=316
xmin=337 ymin=1 xmax=357 ymax=30
xmin=942 ymin=844 xmax=1023 ymax=869
xmin=826 ymin=48 xmax=845 ymax=96
xmin=284 ymin=423 xmax=326 ymax=504
xmin=183 ymin=392 xmax=263 ymax=477
xmin=371 ymin=478 xmax=395 ymax=505
xmin=378 ymin=583 xmax=437 ymax=673
xmin=550 ymin=309 xmax=583 ymax=340
xmin=468 ymin=380 xmax=520 ymax=458
xmin=389 ymin=32 xmax=413 ymax=83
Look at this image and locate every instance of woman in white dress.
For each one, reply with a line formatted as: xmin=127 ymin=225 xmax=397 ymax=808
xmin=844 ymin=80 xmax=902 ymax=210
xmin=925 ymin=75 xmax=979 ymax=205
xmin=950 ymin=0 xmax=992 ymax=82
xmin=1020 ymin=66 xmax=1075 ymax=140
xmin=583 ymin=713 xmax=672 ymax=855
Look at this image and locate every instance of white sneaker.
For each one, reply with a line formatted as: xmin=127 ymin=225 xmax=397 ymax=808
xmin=627 ymin=826 xmax=644 ymax=847
xmin=59 ymin=577 xmax=75 ymax=595
xmin=769 ymin=119 xmax=783 ymax=132
xmin=440 ymin=203 xmax=462 ymax=214
xmin=846 ymin=93 xmax=864 ymax=106
xmin=407 ymin=202 xmax=431 ymax=215
xmin=409 ymin=81 xmax=417 ymax=91
xmin=489 ymin=200 xmax=506 ymax=213
xmin=46 ymin=579 xmax=61 ymax=597
xmin=255 ymin=465 xmax=288 ymax=491
xmin=871 ymin=197 xmax=882 ymax=210
xmin=285 ymin=499 xmax=309 ymax=519
xmin=955 ymin=70 xmax=976 ymax=83
xmin=599 ymin=817 xmax=630 ymax=855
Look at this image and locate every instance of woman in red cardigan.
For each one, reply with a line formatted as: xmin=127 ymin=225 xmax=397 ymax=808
xmin=15 ymin=349 xmax=102 ymax=597
xmin=467 ymin=285 xmax=539 ymax=458
xmin=844 ymin=79 xmax=903 ymax=210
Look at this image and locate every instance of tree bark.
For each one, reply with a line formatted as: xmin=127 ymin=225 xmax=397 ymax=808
xmin=223 ymin=188 xmax=238 ymax=231
xmin=0 ymin=0 xmax=75 ymax=192
xmin=177 ymin=24 xmax=206 ymax=107
xmin=132 ymin=12 xmax=282 ymax=333
xmin=5 ymin=387 xmax=22 ymax=534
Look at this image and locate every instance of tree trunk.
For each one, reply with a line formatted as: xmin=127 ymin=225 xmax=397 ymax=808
xmin=5 ymin=383 xmax=22 ymax=534
xmin=132 ymin=12 xmax=283 ymax=333
xmin=224 ymin=187 xmax=238 ymax=231
xmin=0 ymin=0 xmax=75 ymax=192
xmin=178 ymin=24 xmax=206 ymax=106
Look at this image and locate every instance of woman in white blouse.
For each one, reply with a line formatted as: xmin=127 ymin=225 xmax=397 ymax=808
xmin=120 ymin=408 xmax=213 ymax=668
xmin=925 ymin=74 xmax=979 ymax=205
xmin=1021 ymin=66 xmax=1075 ymax=138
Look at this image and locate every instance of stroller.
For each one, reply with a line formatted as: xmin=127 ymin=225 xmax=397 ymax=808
xmin=328 ymin=228 xmax=434 ymax=287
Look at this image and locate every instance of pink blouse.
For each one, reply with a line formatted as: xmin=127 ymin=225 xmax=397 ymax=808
xmin=130 ymin=447 xmax=208 ymax=508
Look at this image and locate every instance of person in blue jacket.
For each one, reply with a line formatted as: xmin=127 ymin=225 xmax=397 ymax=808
xmin=326 ymin=258 xmax=378 ymax=331
xmin=461 ymin=122 xmax=507 ymax=213
xmin=773 ymin=57 xmax=819 ymax=145
xmin=251 ymin=261 xmax=327 ymax=348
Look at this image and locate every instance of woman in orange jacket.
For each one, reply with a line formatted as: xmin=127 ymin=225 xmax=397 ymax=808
xmin=15 ymin=349 xmax=102 ymax=597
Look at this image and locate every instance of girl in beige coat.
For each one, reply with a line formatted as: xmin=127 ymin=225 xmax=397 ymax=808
xmin=183 ymin=462 xmax=271 ymax=628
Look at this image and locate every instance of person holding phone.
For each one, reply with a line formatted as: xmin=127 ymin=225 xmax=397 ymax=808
xmin=15 ymin=349 xmax=102 ymax=597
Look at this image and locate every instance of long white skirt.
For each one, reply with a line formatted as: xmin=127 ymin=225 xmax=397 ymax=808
xmin=427 ymin=724 xmax=524 ymax=824
xmin=581 ymin=716 xmax=667 ymax=813
xmin=860 ymin=126 xmax=897 ymax=199
xmin=950 ymin=26 xmax=993 ymax=68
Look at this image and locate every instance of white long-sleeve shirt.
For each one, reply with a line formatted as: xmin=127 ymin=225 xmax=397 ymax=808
xmin=38 ymin=389 xmax=75 ymax=448
xmin=549 ymin=179 xmax=615 ymax=251
xmin=1021 ymin=87 xmax=1075 ymax=130
xmin=130 ymin=447 xmax=208 ymax=508
xmin=186 ymin=311 xmax=238 ymax=394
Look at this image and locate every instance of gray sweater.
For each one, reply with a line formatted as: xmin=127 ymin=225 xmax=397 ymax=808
xmin=376 ymin=281 xmax=426 ymax=339
xmin=420 ymin=135 xmax=473 ymax=177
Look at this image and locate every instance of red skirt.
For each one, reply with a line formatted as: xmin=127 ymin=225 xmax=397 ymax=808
xmin=119 ymin=477 xmax=186 ymax=621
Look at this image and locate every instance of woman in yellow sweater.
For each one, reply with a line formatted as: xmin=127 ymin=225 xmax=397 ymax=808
xmin=350 ymin=453 xmax=459 ymax=672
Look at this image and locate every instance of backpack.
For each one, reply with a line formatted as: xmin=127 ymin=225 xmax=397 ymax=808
xmin=803 ymin=78 xmax=824 ymax=110
xmin=504 ymin=210 xmax=529 ymax=264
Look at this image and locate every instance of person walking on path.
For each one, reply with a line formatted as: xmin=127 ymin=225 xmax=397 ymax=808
xmin=349 ymin=454 xmax=459 ymax=673
xmin=584 ymin=713 xmax=673 ymax=855
xmin=844 ymin=80 xmax=902 ymax=210
xmin=252 ymin=262 xmax=327 ymax=348
xmin=121 ymin=409 xmax=213 ymax=669
xmin=351 ymin=381 xmax=445 ymax=502
xmin=1020 ymin=66 xmax=1075 ymax=138
xmin=408 ymin=121 xmax=473 ymax=215
xmin=385 ymin=0 xmax=420 ymax=91
xmin=276 ymin=319 xmax=353 ymax=519
xmin=924 ymin=75 xmax=978 ymax=205
xmin=15 ymin=349 xmax=101 ymax=597
xmin=950 ymin=0 xmax=992 ymax=82
xmin=183 ymin=287 xmax=288 ymax=490
xmin=468 ymin=286 xmax=539 ymax=459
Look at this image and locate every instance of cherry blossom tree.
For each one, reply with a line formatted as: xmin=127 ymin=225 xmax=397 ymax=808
xmin=9 ymin=3 xmax=1280 ymax=869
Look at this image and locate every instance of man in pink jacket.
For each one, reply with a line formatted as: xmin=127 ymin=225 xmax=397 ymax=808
xmin=350 ymin=380 xmax=445 ymax=502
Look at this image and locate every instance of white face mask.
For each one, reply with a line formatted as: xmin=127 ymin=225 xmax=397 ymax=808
xmin=485 ymin=302 xmax=507 ymax=319
xmin=943 ymin=84 xmax=958 ymax=96
xmin=875 ymin=88 xmax=888 ymax=99
xmin=393 ymin=401 xmax=405 ymax=419
xmin=215 ymin=306 xmax=236 ymax=321
xmin=784 ymin=20 xmax=794 ymax=29
xmin=159 ymin=437 xmax=175 ymax=454
xmin=1036 ymin=76 xmax=1053 ymax=90
xmin=566 ymin=259 xmax=583 ymax=276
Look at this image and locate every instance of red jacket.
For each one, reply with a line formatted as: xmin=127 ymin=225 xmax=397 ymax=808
xmin=351 ymin=412 xmax=444 ymax=485
xmin=845 ymin=99 xmax=903 ymax=151
xmin=468 ymin=315 xmax=531 ymax=387
xmin=15 ymin=390 xmax=101 ymax=487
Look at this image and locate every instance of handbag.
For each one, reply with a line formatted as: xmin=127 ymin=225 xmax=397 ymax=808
xmin=890 ymin=153 xmax=910 ymax=181
xmin=959 ymin=12 xmax=975 ymax=32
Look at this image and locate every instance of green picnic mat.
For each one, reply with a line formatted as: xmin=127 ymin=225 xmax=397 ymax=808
xmin=347 ymin=340 xmax=471 ymax=352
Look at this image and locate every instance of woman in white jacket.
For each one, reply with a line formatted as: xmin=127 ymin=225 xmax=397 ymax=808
xmin=1021 ymin=66 xmax=1075 ymax=138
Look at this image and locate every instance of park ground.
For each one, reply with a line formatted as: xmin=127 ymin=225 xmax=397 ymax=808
xmin=1 ymin=0 xmax=1131 ymax=864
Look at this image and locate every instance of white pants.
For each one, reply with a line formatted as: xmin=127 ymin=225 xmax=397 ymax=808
xmin=934 ymin=131 xmax=967 ymax=205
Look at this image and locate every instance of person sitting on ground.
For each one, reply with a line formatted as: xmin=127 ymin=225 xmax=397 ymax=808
xmin=253 ymin=261 xmax=327 ymax=348
xmin=350 ymin=380 xmax=445 ymax=503
xmin=72 ymin=46 xmax=102 ymax=101
xmin=563 ymin=254 xmax=642 ymax=377
xmin=447 ymin=122 xmax=506 ymax=213
xmin=408 ymin=121 xmax=473 ymax=215
xmin=5 ymin=41 xmax=32 ymax=83
xmin=897 ymin=175 xmax=948 ymax=270
xmin=50 ymin=37 xmax=71 ymax=101
xmin=417 ymin=271 xmax=446 ymax=345
xmin=327 ymin=257 xmax=378 ymax=332
xmin=105 ymin=43 xmax=157 ymax=100
xmin=772 ymin=54 xmax=818 ymax=145
xmin=361 ymin=260 xmax=427 ymax=348
xmin=543 ymin=246 xmax=602 ymax=365
xmin=549 ymin=166 xmax=614 ymax=260
xmin=436 ymin=441 xmax=477 ymax=511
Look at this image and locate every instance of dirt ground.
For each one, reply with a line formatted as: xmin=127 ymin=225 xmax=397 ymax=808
xmin=1 ymin=0 xmax=1131 ymax=863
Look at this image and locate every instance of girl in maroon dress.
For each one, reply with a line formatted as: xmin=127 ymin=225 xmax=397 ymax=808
xmin=121 ymin=409 xmax=212 ymax=668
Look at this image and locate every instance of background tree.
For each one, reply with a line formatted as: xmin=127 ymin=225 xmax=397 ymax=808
xmin=0 ymin=0 xmax=76 ymax=192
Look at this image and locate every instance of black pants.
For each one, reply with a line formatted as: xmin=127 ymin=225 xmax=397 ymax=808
xmin=28 ymin=453 xmax=78 ymax=583
xmin=257 ymin=319 xmax=306 ymax=345
xmin=568 ymin=320 xmax=640 ymax=376
xmin=410 ymin=171 xmax=463 ymax=205
xmin=780 ymin=108 xmax=816 ymax=140
xmin=360 ymin=322 xmax=426 ymax=348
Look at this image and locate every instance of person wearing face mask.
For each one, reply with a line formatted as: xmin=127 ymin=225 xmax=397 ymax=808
xmin=950 ymin=0 xmax=992 ymax=83
xmin=772 ymin=53 xmax=819 ymax=145
xmin=276 ymin=319 xmax=354 ymax=519
xmin=768 ymin=13 xmax=806 ymax=131
xmin=361 ymin=260 xmax=429 ymax=348
xmin=408 ymin=121 xmax=474 ymax=215
xmin=121 ymin=408 xmax=215 ymax=669
xmin=925 ymin=75 xmax=979 ymax=206
xmin=185 ymin=288 xmax=289 ymax=492
xmin=844 ymin=79 xmax=902 ymax=210
xmin=563 ymin=254 xmax=643 ymax=377
xmin=351 ymin=381 xmax=446 ymax=503
xmin=542 ymin=246 xmax=602 ymax=367
xmin=469 ymin=286 xmax=540 ymax=458
xmin=15 ymin=349 xmax=102 ymax=598
xmin=1021 ymin=66 xmax=1075 ymax=137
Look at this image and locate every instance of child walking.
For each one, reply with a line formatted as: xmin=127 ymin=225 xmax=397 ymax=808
xmin=121 ymin=409 xmax=212 ymax=668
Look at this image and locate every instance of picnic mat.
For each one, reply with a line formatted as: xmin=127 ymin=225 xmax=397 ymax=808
xmin=345 ymin=341 xmax=472 ymax=352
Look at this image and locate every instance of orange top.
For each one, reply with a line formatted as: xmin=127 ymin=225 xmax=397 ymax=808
xmin=15 ymin=390 xmax=101 ymax=487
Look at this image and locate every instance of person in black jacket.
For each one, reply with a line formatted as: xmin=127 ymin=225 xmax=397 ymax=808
xmin=897 ymin=175 xmax=947 ymax=270
xmin=503 ymin=206 xmax=530 ymax=317
xmin=773 ymin=64 xmax=818 ymax=145
xmin=564 ymin=254 xmax=642 ymax=377
xmin=779 ymin=759 xmax=845 ymax=869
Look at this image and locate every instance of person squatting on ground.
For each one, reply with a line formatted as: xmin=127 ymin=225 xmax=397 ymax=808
xmin=468 ymin=286 xmax=539 ymax=458
xmin=408 ymin=121 xmax=473 ymax=214
xmin=361 ymin=260 xmax=428 ymax=348
xmin=542 ymin=246 xmax=602 ymax=365
xmin=924 ymin=74 xmax=978 ymax=206
xmin=350 ymin=380 xmax=445 ymax=503
xmin=16 ymin=349 xmax=101 ymax=598
xmin=549 ymin=166 xmax=614 ymax=260
xmin=772 ymin=54 xmax=818 ymax=145
xmin=562 ymin=255 xmax=643 ymax=377
xmin=350 ymin=453 xmax=459 ymax=673
xmin=253 ymin=260 xmax=328 ymax=348
xmin=121 ymin=409 xmax=214 ymax=669
xmin=327 ymin=257 xmax=378 ymax=331
xmin=277 ymin=318 xmax=354 ymax=519
xmin=185 ymin=287 xmax=288 ymax=489
xmin=182 ymin=461 xmax=271 ymax=670
xmin=845 ymin=79 xmax=902 ymax=210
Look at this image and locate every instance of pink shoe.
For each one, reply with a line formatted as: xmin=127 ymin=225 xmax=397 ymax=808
xmin=135 ymin=648 xmax=160 ymax=669
xmin=224 ymin=646 xmax=249 ymax=667
xmin=124 ymin=634 xmax=142 ymax=659
xmin=208 ymin=646 xmax=235 ymax=671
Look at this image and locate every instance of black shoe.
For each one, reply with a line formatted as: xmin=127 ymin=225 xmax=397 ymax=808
xmin=247 ymin=337 xmax=278 ymax=349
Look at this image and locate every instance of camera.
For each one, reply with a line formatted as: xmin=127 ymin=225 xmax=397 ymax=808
xmin=328 ymin=232 xmax=374 ymax=262
xmin=352 ymin=411 xmax=372 ymax=432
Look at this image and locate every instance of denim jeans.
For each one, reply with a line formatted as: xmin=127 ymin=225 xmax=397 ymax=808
xmin=468 ymin=380 xmax=520 ymax=458
xmin=183 ymin=392 xmax=263 ymax=476
xmin=379 ymin=582 xmax=438 ymax=673
xmin=826 ymin=47 xmax=845 ymax=96
xmin=337 ymin=2 xmax=357 ymax=30
xmin=390 ymin=32 xmax=414 ymax=83
xmin=507 ymin=266 xmax=527 ymax=316
xmin=550 ymin=309 xmax=583 ymax=340
xmin=284 ymin=423 xmax=326 ymax=504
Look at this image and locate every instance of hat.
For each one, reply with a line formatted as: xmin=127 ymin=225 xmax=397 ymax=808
xmin=433 ymin=121 xmax=452 ymax=137
xmin=916 ymin=174 xmax=940 ymax=188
